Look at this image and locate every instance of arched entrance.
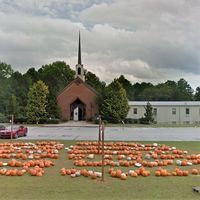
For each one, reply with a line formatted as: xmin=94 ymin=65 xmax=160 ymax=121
xmin=70 ymin=98 xmax=86 ymax=121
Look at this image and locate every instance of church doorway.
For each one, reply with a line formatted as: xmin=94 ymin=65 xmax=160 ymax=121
xmin=70 ymin=98 xmax=86 ymax=121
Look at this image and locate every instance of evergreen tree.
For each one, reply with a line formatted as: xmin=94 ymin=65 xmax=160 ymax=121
xmin=26 ymin=80 xmax=49 ymax=123
xmin=8 ymin=94 xmax=19 ymax=116
xmin=143 ymin=102 xmax=154 ymax=124
xmin=117 ymin=75 xmax=134 ymax=100
xmin=100 ymin=79 xmax=129 ymax=123
xmin=194 ymin=87 xmax=200 ymax=100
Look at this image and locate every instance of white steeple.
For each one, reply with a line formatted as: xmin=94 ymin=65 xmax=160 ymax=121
xmin=75 ymin=31 xmax=85 ymax=81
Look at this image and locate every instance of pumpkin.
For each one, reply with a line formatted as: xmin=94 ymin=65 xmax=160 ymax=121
xmin=182 ymin=170 xmax=189 ymax=176
xmin=130 ymin=172 xmax=138 ymax=177
xmin=155 ymin=171 xmax=161 ymax=176
xmin=110 ymin=171 xmax=117 ymax=177
xmin=29 ymin=169 xmax=37 ymax=176
xmin=17 ymin=170 xmax=24 ymax=176
xmin=81 ymin=169 xmax=88 ymax=177
xmin=120 ymin=173 xmax=127 ymax=180
xmin=172 ymin=172 xmax=177 ymax=176
xmin=176 ymin=170 xmax=183 ymax=176
xmin=91 ymin=173 xmax=97 ymax=179
xmin=116 ymin=170 xmax=122 ymax=178
xmin=192 ymin=169 xmax=199 ymax=175
xmin=36 ymin=171 xmax=43 ymax=177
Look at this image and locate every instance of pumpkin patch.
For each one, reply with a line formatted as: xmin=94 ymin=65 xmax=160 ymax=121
xmin=62 ymin=141 xmax=200 ymax=180
xmin=0 ymin=141 xmax=63 ymax=177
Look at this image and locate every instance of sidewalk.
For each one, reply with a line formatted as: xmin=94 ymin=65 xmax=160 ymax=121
xmin=42 ymin=120 xmax=98 ymax=128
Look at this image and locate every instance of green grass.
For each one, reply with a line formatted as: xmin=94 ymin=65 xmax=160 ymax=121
xmin=0 ymin=140 xmax=200 ymax=200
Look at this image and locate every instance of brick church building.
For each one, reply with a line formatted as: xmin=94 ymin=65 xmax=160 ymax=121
xmin=57 ymin=33 xmax=98 ymax=121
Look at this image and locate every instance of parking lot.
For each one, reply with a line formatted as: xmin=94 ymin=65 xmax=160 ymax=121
xmin=19 ymin=126 xmax=200 ymax=141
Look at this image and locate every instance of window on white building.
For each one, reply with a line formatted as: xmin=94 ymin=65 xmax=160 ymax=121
xmin=172 ymin=108 xmax=176 ymax=115
xmin=133 ymin=108 xmax=137 ymax=114
xmin=186 ymin=108 xmax=190 ymax=115
xmin=153 ymin=108 xmax=157 ymax=116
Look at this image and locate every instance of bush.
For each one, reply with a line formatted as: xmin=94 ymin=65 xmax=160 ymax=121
xmin=46 ymin=118 xmax=60 ymax=124
xmin=124 ymin=118 xmax=139 ymax=124
xmin=139 ymin=117 xmax=150 ymax=124
xmin=15 ymin=116 xmax=27 ymax=124
xmin=38 ymin=118 xmax=60 ymax=124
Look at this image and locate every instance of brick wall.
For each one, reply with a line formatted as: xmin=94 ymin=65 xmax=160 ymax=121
xmin=57 ymin=79 xmax=98 ymax=120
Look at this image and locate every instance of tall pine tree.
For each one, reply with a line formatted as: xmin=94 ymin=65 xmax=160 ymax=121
xmin=100 ymin=79 xmax=129 ymax=123
xmin=26 ymin=80 xmax=49 ymax=123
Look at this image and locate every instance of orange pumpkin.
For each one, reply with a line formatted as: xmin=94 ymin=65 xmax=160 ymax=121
xmin=192 ymin=169 xmax=199 ymax=175
xmin=155 ymin=171 xmax=161 ymax=176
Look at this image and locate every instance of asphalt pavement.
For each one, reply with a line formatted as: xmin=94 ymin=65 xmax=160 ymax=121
xmin=19 ymin=126 xmax=200 ymax=141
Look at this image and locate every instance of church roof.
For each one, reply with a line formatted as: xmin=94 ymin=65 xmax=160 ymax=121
xmin=57 ymin=77 xmax=97 ymax=98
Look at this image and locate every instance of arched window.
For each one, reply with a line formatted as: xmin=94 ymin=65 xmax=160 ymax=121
xmin=78 ymin=67 xmax=81 ymax=75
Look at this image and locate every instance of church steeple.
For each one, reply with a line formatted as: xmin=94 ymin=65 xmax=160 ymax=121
xmin=78 ymin=31 xmax=82 ymax=65
xmin=75 ymin=31 xmax=85 ymax=81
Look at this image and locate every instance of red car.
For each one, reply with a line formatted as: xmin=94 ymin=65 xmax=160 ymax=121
xmin=0 ymin=126 xmax=28 ymax=139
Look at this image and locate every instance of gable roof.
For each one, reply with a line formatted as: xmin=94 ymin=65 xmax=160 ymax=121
xmin=57 ymin=77 xmax=97 ymax=98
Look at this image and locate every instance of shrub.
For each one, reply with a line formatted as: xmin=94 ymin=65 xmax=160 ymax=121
xmin=15 ymin=116 xmax=27 ymax=124
xmin=46 ymin=118 xmax=60 ymax=124
xmin=124 ymin=118 xmax=139 ymax=124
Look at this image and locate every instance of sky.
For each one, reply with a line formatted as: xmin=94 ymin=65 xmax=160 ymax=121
xmin=0 ymin=0 xmax=200 ymax=90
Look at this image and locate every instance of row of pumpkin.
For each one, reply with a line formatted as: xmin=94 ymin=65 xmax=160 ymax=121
xmin=0 ymin=141 xmax=63 ymax=177
xmin=59 ymin=167 xmax=200 ymax=180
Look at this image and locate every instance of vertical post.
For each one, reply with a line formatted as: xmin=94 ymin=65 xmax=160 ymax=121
xmin=98 ymin=115 xmax=101 ymax=154
xmin=11 ymin=114 xmax=14 ymax=140
xmin=101 ymin=122 xmax=105 ymax=182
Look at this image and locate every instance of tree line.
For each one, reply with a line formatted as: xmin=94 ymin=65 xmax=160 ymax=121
xmin=0 ymin=61 xmax=200 ymax=123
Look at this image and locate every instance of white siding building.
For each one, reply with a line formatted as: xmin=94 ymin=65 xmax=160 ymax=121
xmin=127 ymin=101 xmax=200 ymax=124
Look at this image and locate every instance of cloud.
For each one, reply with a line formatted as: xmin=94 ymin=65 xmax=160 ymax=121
xmin=0 ymin=0 xmax=200 ymax=89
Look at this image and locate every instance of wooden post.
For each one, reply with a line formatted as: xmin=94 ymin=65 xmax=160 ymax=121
xmin=11 ymin=114 xmax=14 ymax=140
xmin=101 ymin=122 xmax=105 ymax=182
xmin=98 ymin=115 xmax=101 ymax=154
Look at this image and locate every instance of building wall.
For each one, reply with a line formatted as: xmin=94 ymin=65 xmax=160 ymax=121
xmin=57 ymin=79 xmax=98 ymax=120
xmin=127 ymin=103 xmax=200 ymax=124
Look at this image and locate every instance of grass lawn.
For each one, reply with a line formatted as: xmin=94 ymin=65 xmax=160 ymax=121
xmin=0 ymin=140 xmax=200 ymax=200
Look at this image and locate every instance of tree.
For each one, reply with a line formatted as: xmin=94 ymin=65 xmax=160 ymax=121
xmin=85 ymin=71 xmax=105 ymax=93
xmin=143 ymin=102 xmax=154 ymax=124
xmin=46 ymin=93 xmax=60 ymax=118
xmin=10 ymin=71 xmax=32 ymax=116
xmin=8 ymin=94 xmax=19 ymax=116
xmin=194 ymin=87 xmax=200 ymax=100
xmin=117 ymin=75 xmax=134 ymax=100
xmin=133 ymin=82 xmax=153 ymax=100
xmin=0 ymin=62 xmax=13 ymax=79
xmin=176 ymin=78 xmax=193 ymax=100
xmin=100 ymin=79 xmax=129 ymax=123
xmin=26 ymin=80 xmax=49 ymax=123
xmin=38 ymin=61 xmax=75 ymax=95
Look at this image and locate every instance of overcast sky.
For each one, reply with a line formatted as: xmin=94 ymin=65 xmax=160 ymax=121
xmin=0 ymin=0 xmax=200 ymax=89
